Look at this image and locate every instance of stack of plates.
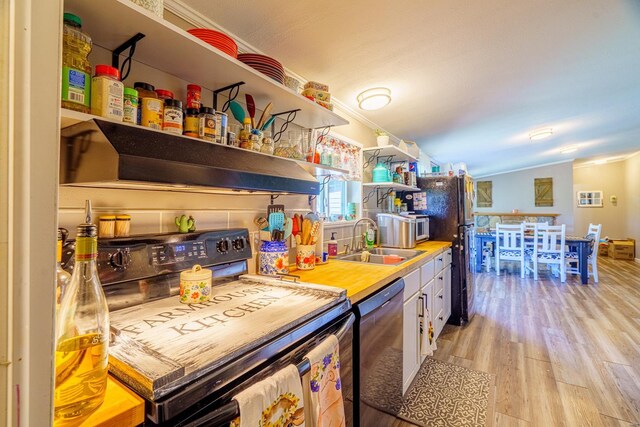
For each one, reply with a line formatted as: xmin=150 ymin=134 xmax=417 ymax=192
xmin=237 ymin=53 xmax=285 ymax=84
xmin=187 ymin=29 xmax=238 ymax=58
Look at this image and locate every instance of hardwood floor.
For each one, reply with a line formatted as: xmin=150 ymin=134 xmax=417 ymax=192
xmin=393 ymin=256 xmax=640 ymax=427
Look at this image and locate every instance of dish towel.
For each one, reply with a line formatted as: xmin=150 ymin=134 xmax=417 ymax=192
xmin=231 ymin=364 xmax=305 ymax=427
xmin=420 ymin=304 xmax=437 ymax=357
xmin=302 ymin=335 xmax=346 ymax=427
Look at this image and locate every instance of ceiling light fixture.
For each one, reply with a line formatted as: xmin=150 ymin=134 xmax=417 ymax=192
xmin=560 ymin=146 xmax=578 ymax=154
xmin=529 ymin=128 xmax=553 ymax=140
xmin=357 ymin=87 xmax=392 ymax=111
xmin=593 ymin=159 xmax=607 ymax=165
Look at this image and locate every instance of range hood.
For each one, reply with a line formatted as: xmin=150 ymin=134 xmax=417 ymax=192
xmin=60 ymin=119 xmax=320 ymax=195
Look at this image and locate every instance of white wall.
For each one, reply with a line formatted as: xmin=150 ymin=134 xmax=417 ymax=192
xmin=625 ymin=152 xmax=640 ymax=261
xmin=474 ymin=161 xmax=574 ymax=231
xmin=573 ymin=161 xmax=627 ymax=238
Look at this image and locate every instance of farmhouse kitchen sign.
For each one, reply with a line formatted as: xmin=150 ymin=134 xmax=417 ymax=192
xmin=108 ymin=279 xmax=345 ymax=399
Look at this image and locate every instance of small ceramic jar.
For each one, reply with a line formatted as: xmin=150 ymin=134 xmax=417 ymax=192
xmin=296 ymin=244 xmax=316 ymax=270
xmin=179 ymin=264 xmax=212 ymax=304
xmin=259 ymin=241 xmax=289 ymax=275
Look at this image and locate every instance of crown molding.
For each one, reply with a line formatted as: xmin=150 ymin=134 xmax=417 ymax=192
xmin=474 ymin=159 xmax=574 ymax=179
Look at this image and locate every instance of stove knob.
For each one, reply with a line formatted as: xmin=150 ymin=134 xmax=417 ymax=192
xmin=110 ymin=250 xmax=131 ymax=270
xmin=217 ymin=239 xmax=230 ymax=253
xmin=232 ymin=237 xmax=246 ymax=250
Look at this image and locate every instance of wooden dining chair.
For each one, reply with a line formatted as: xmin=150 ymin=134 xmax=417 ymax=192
xmin=526 ymin=224 xmax=566 ymax=282
xmin=566 ymin=223 xmax=602 ymax=283
xmin=496 ymin=223 xmax=526 ymax=278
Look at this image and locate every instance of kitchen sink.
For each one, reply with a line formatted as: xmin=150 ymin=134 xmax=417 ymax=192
xmin=337 ymin=248 xmax=425 ymax=265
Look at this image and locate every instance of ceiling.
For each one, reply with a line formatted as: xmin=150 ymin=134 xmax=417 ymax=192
xmin=181 ymin=0 xmax=640 ymax=177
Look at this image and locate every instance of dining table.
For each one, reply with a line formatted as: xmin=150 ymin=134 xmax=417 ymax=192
xmin=474 ymin=231 xmax=592 ymax=284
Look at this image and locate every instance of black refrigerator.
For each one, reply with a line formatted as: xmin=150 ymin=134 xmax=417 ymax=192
xmin=401 ymin=175 xmax=476 ymax=325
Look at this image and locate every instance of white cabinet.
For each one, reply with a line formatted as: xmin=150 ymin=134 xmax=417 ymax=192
xmin=419 ymin=279 xmax=434 ymax=364
xmin=402 ymin=291 xmax=420 ymax=394
xmin=443 ymin=263 xmax=452 ymax=320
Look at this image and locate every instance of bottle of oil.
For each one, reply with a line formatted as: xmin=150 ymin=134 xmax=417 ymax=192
xmin=61 ymin=13 xmax=92 ymax=113
xmin=54 ymin=220 xmax=109 ymax=421
xmin=56 ymin=229 xmax=71 ymax=311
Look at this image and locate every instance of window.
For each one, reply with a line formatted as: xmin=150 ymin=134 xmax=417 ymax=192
xmin=577 ymin=190 xmax=603 ymax=207
xmin=318 ymin=180 xmax=347 ymax=220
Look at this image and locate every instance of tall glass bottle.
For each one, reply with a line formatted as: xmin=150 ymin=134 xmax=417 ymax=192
xmin=56 ymin=229 xmax=71 ymax=311
xmin=54 ymin=223 xmax=109 ymax=421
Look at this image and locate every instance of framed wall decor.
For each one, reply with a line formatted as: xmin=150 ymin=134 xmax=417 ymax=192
xmin=576 ymin=190 xmax=603 ymax=207
xmin=476 ymin=181 xmax=493 ymax=208
xmin=534 ymin=177 xmax=553 ymax=207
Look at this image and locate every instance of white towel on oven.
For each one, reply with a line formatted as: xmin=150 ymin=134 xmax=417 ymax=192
xmin=231 ymin=364 xmax=305 ymax=427
xmin=302 ymin=335 xmax=346 ymax=427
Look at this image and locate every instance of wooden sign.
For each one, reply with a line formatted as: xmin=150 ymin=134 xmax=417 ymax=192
xmin=108 ymin=279 xmax=344 ymax=400
xmin=534 ymin=177 xmax=553 ymax=207
xmin=476 ymin=181 xmax=492 ymax=208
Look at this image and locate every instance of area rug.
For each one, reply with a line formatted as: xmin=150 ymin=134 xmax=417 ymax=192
xmin=362 ymin=353 xmax=494 ymax=427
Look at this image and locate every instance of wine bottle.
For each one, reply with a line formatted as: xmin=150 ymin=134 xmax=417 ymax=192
xmin=54 ymin=221 xmax=109 ymax=421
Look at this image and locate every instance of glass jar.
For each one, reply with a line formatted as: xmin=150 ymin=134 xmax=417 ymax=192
xmin=250 ymin=134 xmax=262 ymax=152
xmin=163 ymin=99 xmax=183 ymax=135
xmin=186 ymin=84 xmax=201 ymax=109
xmin=260 ymin=131 xmax=274 ymax=155
xmin=183 ymin=108 xmax=199 ymax=137
xmin=320 ymin=142 xmax=332 ymax=166
xmin=198 ymin=107 xmax=216 ymax=142
xmin=259 ymin=240 xmax=289 ymax=275
xmin=239 ymin=118 xmax=252 ymax=149
xmin=133 ymin=82 xmax=156 ymax=125
xmin=274 ymin=138 xmax=291 ymax=158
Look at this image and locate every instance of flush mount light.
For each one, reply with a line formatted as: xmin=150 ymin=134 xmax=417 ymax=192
xmin=357 ymin=87 xmax=392 ymax=110
xmin=560 ymin=146 xmax=578 ymax=154
xmin=529 ymin=128 xmax=553 ymax=140
xmin=593 ymin=159 xmax=607 ymax=165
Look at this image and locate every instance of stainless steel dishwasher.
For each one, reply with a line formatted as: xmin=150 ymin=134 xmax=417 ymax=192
xmin=353 ymin=278 xmax=405 ymax=426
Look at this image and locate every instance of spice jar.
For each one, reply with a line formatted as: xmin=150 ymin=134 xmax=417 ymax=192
xmin=250 ymin=134 xmax=261 ymax=152
xmin=239 ymin=118 xmax=252 ymax=149
xmin=133 ymin=82 xmax=156 ymax=125
xmin=198 ymin=107 xmax=216 ymax=142
xmin=98 ymin=215 xmax=116 ymax=238
xmin=179 ymin=264 xmax=212 ymax=304
xmin=186 ymin=84 xmax=201 ymax=109
xmin=91 ymin=65 xmax=123 ymax=121
xmin=259 ymin=241 xmax=289 ymax=275
xmin=140 ymin=97 xmax=163 ymax=130
xmin=260 ymin=131 xmax=274 ymax=155
xmin=155 ymin=89 xmax=174 ymax=101
xmin=123 ymin=87 xmax=138 ymax=124
xmin=227 ymin=123 xmax=239 ymax=147
xmin=115 ymin=214 xmax=131 ymax=237
xmin=163 ymin=99 xmax=183 ymax=135
xmin=183 ymin=108 xmax=199 ymax=137
xmin=216 ymin=112 xmax=228 ymax=145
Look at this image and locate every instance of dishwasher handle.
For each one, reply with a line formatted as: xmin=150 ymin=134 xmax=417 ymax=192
xmin=355 ymin=278 xmax=405 ymax=318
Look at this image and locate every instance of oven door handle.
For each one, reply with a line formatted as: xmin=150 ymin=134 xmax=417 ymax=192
xmin=335 ymin=313 xmax=356 ymax=341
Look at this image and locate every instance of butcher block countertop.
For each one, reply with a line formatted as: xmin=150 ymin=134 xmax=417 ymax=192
xmin=292 ymin=241 xmax=452 ymax=303
xmin=55 ymin=376 xmax=144 ymax=427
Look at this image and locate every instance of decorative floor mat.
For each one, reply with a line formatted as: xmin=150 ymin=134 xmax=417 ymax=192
xmin=363 ymin=356 xmax=494 ymax=427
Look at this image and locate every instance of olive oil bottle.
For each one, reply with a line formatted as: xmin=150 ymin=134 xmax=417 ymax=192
xmin=54 ymin=220 xmax=109 ymax=421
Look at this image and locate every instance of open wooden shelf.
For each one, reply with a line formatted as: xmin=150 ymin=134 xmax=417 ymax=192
xmin=64 ymin=0 xmax=348 ymax=130
xmin=362 ymin=182 xmax=420 ymax=192
xmin=362 ymin=145 xmax=419 ymax=163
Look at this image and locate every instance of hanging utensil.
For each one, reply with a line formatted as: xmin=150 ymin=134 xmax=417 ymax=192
xmin=267 ymin=203 xmax=285 ymax=216
xmin=256 ymin=102 xmax=273 ymax=130
xmin=260 ymin=115 xmax=276 ymax=131
xmin=254 ymin=217 xmax=269 ymax=231
xmin=283 ymin=217 xmax=293 ymax=240
xmin=268 ymin=212 xmax=285 ymax=233
xmin=229 ymin=101 xmax=246 ymax=124
xmin=245 ymin=94 xmax=256 ymax=129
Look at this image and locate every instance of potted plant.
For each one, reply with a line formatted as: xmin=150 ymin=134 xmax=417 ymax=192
xmin=375 ymin=129 xmax=389 ymax=147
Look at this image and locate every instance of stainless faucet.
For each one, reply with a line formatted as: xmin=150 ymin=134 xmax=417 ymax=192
xmin=349 ymin=218 xmax=378 ymax=254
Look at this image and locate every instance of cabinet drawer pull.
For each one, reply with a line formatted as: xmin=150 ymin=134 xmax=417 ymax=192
xmin=418 ymin=296 xmax=424 ymax=317
xmin=438 ymin=295 xmax=443 ymax=299
xmin=438 ymin=257 xmax=443 ymax=261
xmin=439 ymin=316 xmax=443 ymax=321
xmin=439 ymin=276 xmax=443 ymax=280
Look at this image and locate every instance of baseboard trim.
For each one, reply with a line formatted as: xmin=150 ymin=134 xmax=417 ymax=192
xmin=635 ymin=257 xmax=640 ymax=264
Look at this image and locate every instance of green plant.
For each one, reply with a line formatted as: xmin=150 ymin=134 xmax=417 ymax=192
xmin=374 ymin=129 xmax=387 ymax=137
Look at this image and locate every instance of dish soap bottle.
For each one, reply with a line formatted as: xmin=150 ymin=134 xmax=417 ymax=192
xmin=55 ymin=206 xmax=109 ymax=421
xmin=328 ymin=232 xmax=338 ymax=257
xmin=364 ymin=227 xmax=376 ymax=250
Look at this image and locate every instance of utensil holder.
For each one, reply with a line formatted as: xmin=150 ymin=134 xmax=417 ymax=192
xmin=259 ymin=240 xmax=289 ymax=275
xmin=296 ymin=245 xmax=316 ymax=270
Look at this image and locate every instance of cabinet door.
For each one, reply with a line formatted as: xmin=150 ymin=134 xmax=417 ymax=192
xmin=444 ymin=264 xmax=452 ymax=320
xmin=420 ymin=280 xmax=434 ymax=363
xmin=420 ymin=259 xmax=435 ymax=285
xmin=445 ymin=248 xmax=453 ymax=266
xmin=403 ymin=268 xmax=421 ymax=301
xmin=434 ymin=252 xmax=445 ymax=272
xmin=402 ymin=292 xmax=420 ymax=394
